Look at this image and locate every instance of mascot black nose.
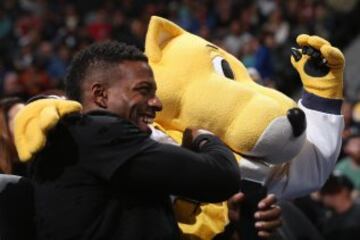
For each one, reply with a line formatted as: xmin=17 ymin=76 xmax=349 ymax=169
xmin=287 ymin=108 xmax=306 ymax=137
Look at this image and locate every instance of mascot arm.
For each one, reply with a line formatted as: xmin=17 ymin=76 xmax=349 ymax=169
xmin=14 ymin=98 xmax=82 ymax=162
xmin=268 ymin=99 xmax=344 ymax=199
xmin=271 ymin=34 xmax=345 ymax=198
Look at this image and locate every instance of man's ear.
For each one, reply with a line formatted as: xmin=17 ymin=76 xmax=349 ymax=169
xmin=91 ymin=83 xmax=108 ymax=108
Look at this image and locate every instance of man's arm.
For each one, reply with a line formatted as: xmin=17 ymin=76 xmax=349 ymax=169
xmin=113 ymin=133 xmax=241 ymax=203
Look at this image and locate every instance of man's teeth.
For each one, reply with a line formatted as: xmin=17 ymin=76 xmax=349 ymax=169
xmin=143 ymin=116 xmax=154 ymax=124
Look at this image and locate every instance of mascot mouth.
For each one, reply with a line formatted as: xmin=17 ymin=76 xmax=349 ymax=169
xmin=238 ymin=152 xmax=266 ymax=161
xmin=238 ymin=108 xmax=307 ymax=165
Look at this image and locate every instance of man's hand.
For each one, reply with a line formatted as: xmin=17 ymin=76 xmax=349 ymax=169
xmin=254 ymin=194 xmax=282 ymax=238
xmin=182 ymin=128 xmax=214 ymax=150
xmin=227 ymin=193 xmax=282 ymax=238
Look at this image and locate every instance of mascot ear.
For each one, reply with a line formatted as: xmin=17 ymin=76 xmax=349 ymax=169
xmin=145 ymin=16 xmax=184 ymax=63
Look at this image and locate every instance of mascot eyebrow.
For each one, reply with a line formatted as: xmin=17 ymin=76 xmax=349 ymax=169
xmin=206 ymin=44 xmax=218 ymax=50
xmin=206 ymin=44 xmax=235 ymax=79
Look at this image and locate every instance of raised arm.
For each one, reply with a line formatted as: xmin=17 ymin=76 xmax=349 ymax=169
xmin=272 ymin=34 xmax=345 ymax=198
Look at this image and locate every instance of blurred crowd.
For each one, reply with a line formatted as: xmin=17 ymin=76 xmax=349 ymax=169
xmin=1 ymin=0 xmax=360 ymax=239
xmin=0 ymin=0 xmax=360 ymax=99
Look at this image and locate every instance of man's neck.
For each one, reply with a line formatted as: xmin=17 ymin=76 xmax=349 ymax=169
xmin=82 ymin=103 xmax=105 ymax=114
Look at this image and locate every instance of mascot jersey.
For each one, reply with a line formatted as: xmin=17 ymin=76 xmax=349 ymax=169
xmin=14 ymin=16 xmax=345 ymax=240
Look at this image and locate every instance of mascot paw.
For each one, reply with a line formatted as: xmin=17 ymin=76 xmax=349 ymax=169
xmin=291 ymin=34 xmax=345 ymax=99
xmin=14 ymin=99 xmax=82 ymax=162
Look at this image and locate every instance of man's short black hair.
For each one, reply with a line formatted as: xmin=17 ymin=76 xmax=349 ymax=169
xmin=65 ymin=41 xmax=148 ymax=101
xmin=320 ymin=173 xmax=354 ymax=195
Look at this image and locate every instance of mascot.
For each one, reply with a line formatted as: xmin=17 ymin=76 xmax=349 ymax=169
xmin=14 ymin=16 xmax=344 ymax=239
xmin=144 ymin=16 xmax=344 ymax=238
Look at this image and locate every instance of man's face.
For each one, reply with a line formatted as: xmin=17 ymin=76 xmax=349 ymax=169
xmin=344 ymin=137 xmax=360 ymax=164
xmin=321 ymin=189 xmax=351 ymax=214
xmin=106 ymin=60 xmax=162 ymax=132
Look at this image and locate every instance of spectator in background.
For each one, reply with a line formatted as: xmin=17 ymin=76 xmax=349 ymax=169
xmin=320 ymin=173 xmax=360 ymax=240
xmin=14 ymin=43 xmax=34 ymax=71
xmin=0 ymin=97 xmax=26 ymax=175
xmin=223 ymin=19 xmax=252 ymax=57
xmin=111 ymin=10 xmax=133 ymax=44
xmin=0 ymin=7 xmax=12 ymax=40
xmin=87 ymin=8 xmax=112 ymax=42
xmin=128 ymin=19 xmax=146 ymax=50
xmin=342 ymin=100 xmax=355 ymax=140
xmin=19 ymin=57 xmax=52 ymax=97
xmin=240 ymin=36 xmax=257 ymax=68
xmin=213 ymin=0 xmax=232 ymax=35
xmin=335 ymin=135 xmax=360 ymax=191
xmin=63 ymin=4 xmax=79 ymax=33
xmin=263 ymin=8 xmax=289 ymax=46
xmin=352 ymin=102 xmax=360 ymax=134
xmin=313 ymin=2 xmax=331 ymax=39
xmin=175 ymin=1 xmax=196 ymax=32
xmin=254 ymin=30 xmax=275 ymax=84
xmin=47 ymin=44 xmax=71 ymax=85
xmin=0 ymin=71 xmax=25 ymax=98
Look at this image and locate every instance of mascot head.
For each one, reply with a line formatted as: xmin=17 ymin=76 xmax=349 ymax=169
xmin=145 ymin=16 xmax=306 ymax=164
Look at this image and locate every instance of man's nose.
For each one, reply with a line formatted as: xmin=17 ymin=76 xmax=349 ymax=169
xmin=148 ymin=96 xmax=163 ymax=111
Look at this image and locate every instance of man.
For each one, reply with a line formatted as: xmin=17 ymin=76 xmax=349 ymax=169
xmin=320 ymin=173 xmax=360 ymax=240
xmin=26 ymin=41 xmax=280 ymax=239
xmin=336 ymin=135 xmax=360 ymax=190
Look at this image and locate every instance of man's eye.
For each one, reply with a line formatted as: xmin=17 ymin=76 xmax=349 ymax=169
xmin=137 ymin=87 xmax=151 ymax=95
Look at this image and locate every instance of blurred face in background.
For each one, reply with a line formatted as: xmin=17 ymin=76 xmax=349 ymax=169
xmin=3 ymin=72 xmax=24 ymax=96
xmin=321 ymin=188 xmax=352 ymax=214
xmin=341 ymin=101 xmax=353 ymax=128
xmin=344 ymin=137 xmax=360 ymax=165
xmin=7 ymin=103 xmax=24 ymax=136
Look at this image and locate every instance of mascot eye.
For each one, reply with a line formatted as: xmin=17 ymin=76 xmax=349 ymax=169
xmin=212 ymin=56 xmax=235 ymax=80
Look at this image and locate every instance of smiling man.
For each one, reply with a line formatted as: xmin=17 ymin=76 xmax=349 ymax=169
xmin=30 ymin=41 xmax=243 ymax=240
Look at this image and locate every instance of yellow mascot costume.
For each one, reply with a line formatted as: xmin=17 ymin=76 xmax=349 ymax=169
xmin=143 ymin=16 xmax=344 ymax=239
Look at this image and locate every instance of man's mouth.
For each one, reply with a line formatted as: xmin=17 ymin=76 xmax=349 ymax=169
xmin=141 ymin=115 xmax=155 ymax=124
xmin=130 ymin=110 xmax=157 ymax=132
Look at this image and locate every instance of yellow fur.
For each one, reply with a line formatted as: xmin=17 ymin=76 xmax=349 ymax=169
xmin=291 ymin=34 xmax=345 ymax=99
xmin=14 ymin=99 xmax=82 ymax=162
